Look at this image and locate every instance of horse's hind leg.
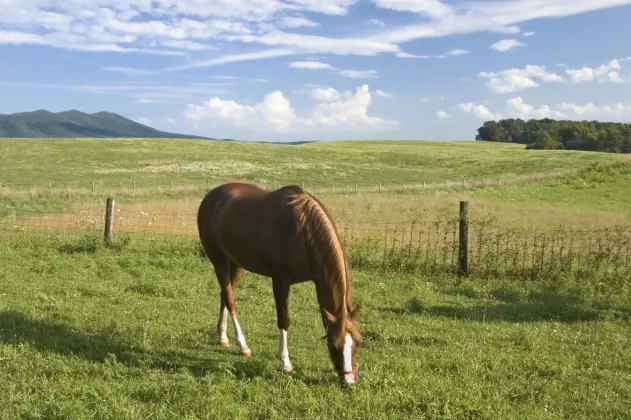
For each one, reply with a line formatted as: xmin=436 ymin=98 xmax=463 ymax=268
xmin=216 ymin=264 xmax=244 ymax=348
xmin=216 ymin=259 xmax=251 ymax=356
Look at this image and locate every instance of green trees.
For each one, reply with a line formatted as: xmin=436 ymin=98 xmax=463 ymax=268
xmin=476 ymin=118 xmax=631 ymax=154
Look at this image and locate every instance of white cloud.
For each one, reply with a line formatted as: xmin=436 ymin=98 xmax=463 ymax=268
xmin=160 ymin=40 xmax=216 ymax=51
xmin=376 ymin=89 xmax=393 ymax=98
xmin=183 ymin=84 xmax=398 ymax=133
xmin=436 ymin=110 xmax=450 ymax=119
xmin=446 ymin=49 xmax=470 ymax=56
xmin=457 ymin=97 xmax=631 ymax=122
xmin=277 ymin=15 xmax=321 ymax=28
xmin=522 ymin=31 xmax=535 ymax=37
xmin=372 ymin=0 xmax=452 ymax=18
xmin=371 ymin=1 xmax=631 ymax=45
xmin=340 ymin=69 xmax=379 ymax=78
xmin=309 ymin=87 xmax=347 ymax=102
xmin=367 ymin=18 xmax=386 ymax=27
xmin=2 ymin=0 xmax=631 ymax=75
xmin=421 ymin=97 xmax=430 ymax=102
xmin=490 ymin=39 xmax=526 ymax=52
xmin=479 ymin=65 xmax=563 ymax=94
xmin=458 ymin=103 xmax=503 ymax=120
xmin=289 ymin=61 xmax=335 ymax=70
xmin=166 ymin=117 xmax=177 ymax=125
xmin=566 ymin=59 xmax=625 ymax=83
xmin=506 ymin=96 xmax=565 ymax=119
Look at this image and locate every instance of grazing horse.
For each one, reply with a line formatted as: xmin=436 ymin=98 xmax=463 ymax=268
xmin=196 ymin=182 xmax=362 ymax=385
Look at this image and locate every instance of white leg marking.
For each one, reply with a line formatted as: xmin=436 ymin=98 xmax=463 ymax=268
xmin=342 ymin=333 xmax=356 ymax=384
xmin=217 ymin=306 xmax=229 ymax=346
xmin=231 ymin=312 xmax=251 ymax=356
xmin=278 ymin=329 xmax=293 ymax=373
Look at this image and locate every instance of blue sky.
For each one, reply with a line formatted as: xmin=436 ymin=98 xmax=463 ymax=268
xmin=1 ymin=0 xmax=631 ymax=142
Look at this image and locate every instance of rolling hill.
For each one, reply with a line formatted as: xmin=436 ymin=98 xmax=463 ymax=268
xmin=0 ymin=109 xmax=213 ymax=139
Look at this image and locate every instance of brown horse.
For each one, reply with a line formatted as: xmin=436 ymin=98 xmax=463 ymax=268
xmin=196 ymin=182 xmax=362 ymax=385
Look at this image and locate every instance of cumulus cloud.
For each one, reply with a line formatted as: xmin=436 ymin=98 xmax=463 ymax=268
xmin=458 ymin=103 xmax=503 ymax=120
xmin=183 ymin=84 xmax=398 ymax=133
xmin=522 ymin=31 xmax=535 ymax=37
xmin=309 ymin=87 xmax=348 ymax=101
xmin=490 ymin=39 xmax=526 ymax=52
xmin=506 ymin=97 xmax=565 ymax=119
xmin=565 ymin=59 xmax=625 ymax=83
xmin=376 ymin=89 xmax=393 ymax=98
xmin=436 ymin=110 xmax=450 ymax=119
xmin=479 ymin=65 xmax=563 ymax=94
xmin=477 ymin=58 xmax=628 ymax=94
xmin=458 ymin=97 xmax=631 ymax=122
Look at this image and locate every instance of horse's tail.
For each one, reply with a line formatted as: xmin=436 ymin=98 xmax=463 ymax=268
xmin=288 ymin=189 xmax=351 ymax=344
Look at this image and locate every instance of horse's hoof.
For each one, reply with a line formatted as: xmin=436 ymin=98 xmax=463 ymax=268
xmin=282 ymin=367 xmax=293 ymax=374
xmin=217 ymin=339 xmax=230 ymax=347
xmin=240 ymin=348 xmax=252 ymax=357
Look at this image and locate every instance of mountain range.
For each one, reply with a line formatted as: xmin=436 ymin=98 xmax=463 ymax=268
xmin=0 ymin=110 xmax=214 ymax=139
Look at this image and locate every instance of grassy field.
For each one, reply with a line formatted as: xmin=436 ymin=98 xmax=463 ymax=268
xmin=2 ymin=138 xmax=630 ymax=418
xmin=1 ymin=138 xmax=626 ymax=191
xmin=1 ymin=236 xmax=630 ymax=419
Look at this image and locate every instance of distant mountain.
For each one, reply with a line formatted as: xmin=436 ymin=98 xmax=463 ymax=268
xmin=0 ymin=109 xmax=214 ymax=139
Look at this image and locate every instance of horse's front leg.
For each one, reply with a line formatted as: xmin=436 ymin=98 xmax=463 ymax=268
xmin=273 ymin=279 xmax=293 ymax=373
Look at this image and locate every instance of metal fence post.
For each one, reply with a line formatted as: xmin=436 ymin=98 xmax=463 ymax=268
xmin=105 ymin=197 xmax=114 ymax=246
xmin=458 ymin=201 xmax=469 ymax=276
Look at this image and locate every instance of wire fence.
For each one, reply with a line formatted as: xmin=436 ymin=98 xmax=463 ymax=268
xmin=2 ymin=203 xmax=630 ymax=283
xmin=0 ymin=167 xmax=582 ymax=200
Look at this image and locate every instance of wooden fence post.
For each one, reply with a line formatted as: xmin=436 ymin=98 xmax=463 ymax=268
xmin=104 ymin=197 xmax=114 ymax=246
xmin=91 ymin=180 xmax=95 ymax=193
xmin=355 ymin=182 xmax=358 ymax=193
xmin=458 ymin=201 xmax=469 ymax=276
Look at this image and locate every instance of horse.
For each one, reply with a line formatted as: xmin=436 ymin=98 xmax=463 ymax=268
xmin=196 ymin=181 xmax=362 ymax=385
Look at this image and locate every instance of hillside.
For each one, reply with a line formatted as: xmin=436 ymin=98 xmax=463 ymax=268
xmin=0 ymin=110 xmax=213 ymax=139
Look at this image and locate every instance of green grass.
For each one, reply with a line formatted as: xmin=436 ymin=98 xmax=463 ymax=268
xmin=472 ymin=161 xmax=631 ymax=213
xmin=1 ymin=138 xmax=625 ymax=191
xmin=1 ymin=235 xmax=630 ymax=419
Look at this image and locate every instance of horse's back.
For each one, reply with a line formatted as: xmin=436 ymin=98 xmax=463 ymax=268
xmin=197 ymin=182 xmax=310 ymax=278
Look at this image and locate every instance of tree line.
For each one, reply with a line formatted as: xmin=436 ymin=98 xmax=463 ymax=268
xmin=475 ymin=118 xmax=631 ymax=153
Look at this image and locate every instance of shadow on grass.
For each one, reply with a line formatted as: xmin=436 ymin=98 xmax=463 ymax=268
xmin=0 ymin=310 xmax=342 ymax=385
xmin=378 ymin=289 xmax=630 ymax=323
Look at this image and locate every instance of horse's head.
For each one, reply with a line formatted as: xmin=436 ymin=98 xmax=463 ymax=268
xmin=322 ymin=306 xmax=362 ymax=385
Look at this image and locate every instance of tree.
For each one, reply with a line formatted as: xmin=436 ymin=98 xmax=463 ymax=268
xmin=475 ymin=118 xmax=631 ymax=154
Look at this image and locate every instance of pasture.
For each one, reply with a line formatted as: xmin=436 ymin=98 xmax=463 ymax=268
xmin=1 ymin=236 xmax=630 ymax=419
xmin=1 ymin=138 xmax=631 ymax=418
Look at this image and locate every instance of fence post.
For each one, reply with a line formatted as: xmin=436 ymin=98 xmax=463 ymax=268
xmin=91 ymin=180 xmax=95 ymax=193
xmin=458 ymin=200 xmax=469 ymax=276
xmin=355 ymin=182 xmax=358 ymax=193
xmin=104 ymin=197 xmax=114 ymax=246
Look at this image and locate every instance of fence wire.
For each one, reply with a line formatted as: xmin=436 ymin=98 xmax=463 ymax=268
xmin=2 ymin=205 xmax=630 ymax=283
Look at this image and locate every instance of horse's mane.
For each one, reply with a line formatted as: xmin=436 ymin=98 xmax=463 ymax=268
xmin=288 ymin=190 xmax=353 ymax=347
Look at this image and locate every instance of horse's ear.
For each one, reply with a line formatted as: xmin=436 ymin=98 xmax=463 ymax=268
xmin=349 ymin=304 xmax=361 ymax=321
xmin=347 ymin=321 xmax=363 ymax=345
xmin=322 ymin=309 xmax=337 ymax=324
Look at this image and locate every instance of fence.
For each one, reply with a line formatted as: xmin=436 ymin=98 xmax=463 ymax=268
xmin=2 ymin=199 xmax=630 ymax=283
xmin=0 ymin=167 xmax=582 ymax=200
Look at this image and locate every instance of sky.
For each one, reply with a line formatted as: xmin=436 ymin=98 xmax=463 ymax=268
xmin=1 ymin=1 xmax=631 ymax=142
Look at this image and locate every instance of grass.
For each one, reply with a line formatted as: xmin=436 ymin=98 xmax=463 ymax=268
xmin=1 ymin=138 xmax=626 ymax=191
xmin=1 ymin=235 xmax=630 ymax=419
